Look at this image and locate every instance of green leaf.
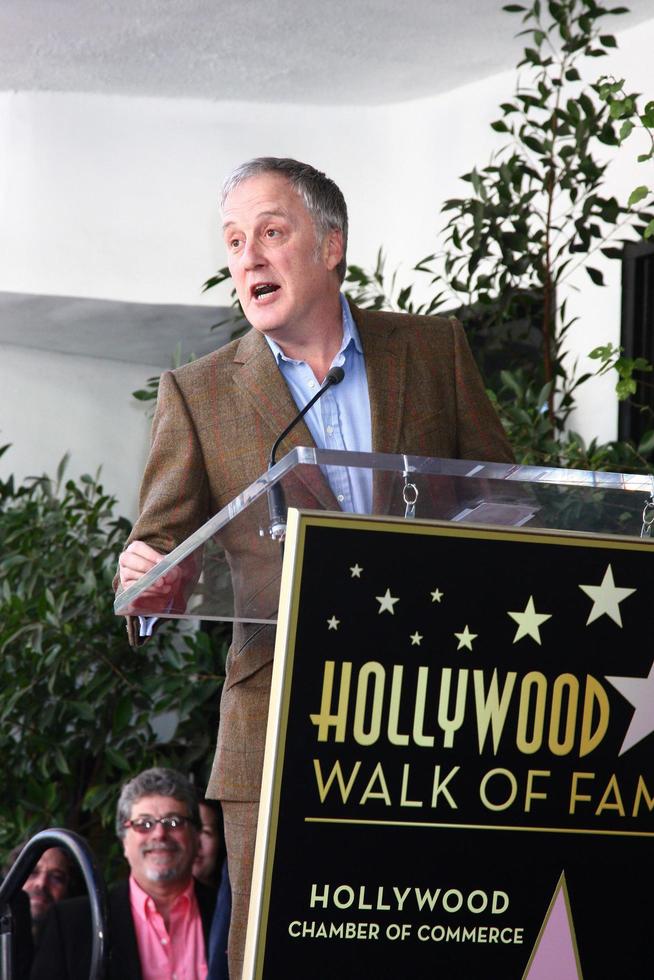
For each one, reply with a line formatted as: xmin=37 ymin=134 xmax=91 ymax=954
xmin=644 ymin=219 xmax=654 ymax=239
xmin=616 ymin=378 xmax=637 ymax=399
xmin=114 ymin=695 xmax=134 ymax=732
xmin=628 ymin=185 xmax=650 ymax=207
xmin=132 ymin=388 xmax=158 ymax=402
xmin=586 ymin=266 xmax=605 ymax=286
xmin=69 ymin=700 xmax=96 ymax=722
xmin=600 ymin=247 xmax=623 ymax=260
xmin=637 ymin=431 xmax=654 ymax=456
xmin=105 ymin=745 xmax=132 ymax=772
xmin=609 ymin=99 xmax=628 ymax=118
xmin=619 ymin=120 xmax=634 ymax=140
xmin=54 ymin=747 xmax=71 ymax=775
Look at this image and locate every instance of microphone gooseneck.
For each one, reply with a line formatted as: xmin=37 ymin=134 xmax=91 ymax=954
xmin=267 ymin=365 xmax=345 ymax=540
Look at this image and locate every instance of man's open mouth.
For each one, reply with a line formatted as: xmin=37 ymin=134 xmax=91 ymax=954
xmin=252 ymin=283 xmax=280 ymax=299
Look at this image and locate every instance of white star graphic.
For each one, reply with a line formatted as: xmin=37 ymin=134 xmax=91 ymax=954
xmin=430 ymin=588 xmax=443 ymax=603
xmin=410 ymin=631 xmax=423 ymax=646
xmin=376 ymin=588 xmax=400 ymax=615
xmin=350 ymin=564 xmax=363 ymax=578
xmin=454 ymin=625 xmax=477 ymax=651
xmin=508 ymin=596 xmax=551 ymax=645
xmin=605 ymin=660 xmax=654 ymax=755
xmin=579 ymin=564 xmax=636 ymax=627
xmin=327 ymin=615 xmax=340 ymax=630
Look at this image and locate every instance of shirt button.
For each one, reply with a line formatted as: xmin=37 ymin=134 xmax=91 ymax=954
xmin=326 ymin=425 xmax=333 ymax=434
xmin=161 ymin=938 xmax=168 ymax=945
xmin=308 ymin=381 xmax=315 ymax=389
xmin=337 ymin=494 xmax=345 ymax=502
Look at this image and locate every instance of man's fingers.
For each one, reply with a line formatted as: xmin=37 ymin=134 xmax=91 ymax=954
xmin=124 ymin=540 xmax=165 ymax=563
xmin=119 ymin=540 xmax=166 ymax=587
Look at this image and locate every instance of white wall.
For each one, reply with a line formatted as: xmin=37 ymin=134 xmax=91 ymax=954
xmin=0 ymin=88 xmax=493 ymax=308
xmin=1 ymin=16 xmax=652 ymax=516
xmin=0 ymin=344 xmax=156 ymax=518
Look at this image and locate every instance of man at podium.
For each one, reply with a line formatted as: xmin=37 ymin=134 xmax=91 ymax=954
xmin=116 ymin=156 xmax=513 ymax=978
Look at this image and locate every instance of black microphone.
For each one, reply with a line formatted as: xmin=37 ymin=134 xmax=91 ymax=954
xmin=268 ymin=365 xmax=345 ymax=540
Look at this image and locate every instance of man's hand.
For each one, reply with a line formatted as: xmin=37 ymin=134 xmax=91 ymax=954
xmin=117 ymin=540 xmax=195 ymax=616
xmin=118 ymin=540 xmax=170 ymax=592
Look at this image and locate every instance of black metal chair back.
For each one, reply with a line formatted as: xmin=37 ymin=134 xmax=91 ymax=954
xmin=0 ymin=829 xmax=108 ymax=980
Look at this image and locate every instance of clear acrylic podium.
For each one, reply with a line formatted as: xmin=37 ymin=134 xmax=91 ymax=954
xmin=113 ymin=447 xmax=654 ymax=623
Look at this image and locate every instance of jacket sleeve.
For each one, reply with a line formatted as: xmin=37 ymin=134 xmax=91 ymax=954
xmin=127 ymin=369 xmax=211 ymax=554
xmin=113 ymin=371 xmax=209 ymax=596
xmin=111 ymin=368 xmax=212 ymax=624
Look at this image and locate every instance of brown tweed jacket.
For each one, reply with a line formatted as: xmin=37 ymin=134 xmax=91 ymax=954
xmin=124 ymin=301 xmax=514 ymax=799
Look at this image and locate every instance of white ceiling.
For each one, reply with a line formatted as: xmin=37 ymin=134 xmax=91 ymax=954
xmin=1 ymin=0 xmax=652 ymax=106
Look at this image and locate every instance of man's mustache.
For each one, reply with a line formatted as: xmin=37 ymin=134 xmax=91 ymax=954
xmin=141 ymin=842 xmax=181 ymax=855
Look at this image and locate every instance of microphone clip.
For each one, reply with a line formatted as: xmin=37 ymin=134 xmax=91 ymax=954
xmin=268 ymin=481 xmax=287 ymax=541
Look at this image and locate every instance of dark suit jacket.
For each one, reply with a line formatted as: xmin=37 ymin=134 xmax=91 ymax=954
xmin=30 ymin=878 xmax=216 ymax=980
xmin=121 ymin=302 xmax=514 ymax=800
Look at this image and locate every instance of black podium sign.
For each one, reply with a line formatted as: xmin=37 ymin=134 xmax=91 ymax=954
xmin=245 ymin=511 xmax=654 ymax=979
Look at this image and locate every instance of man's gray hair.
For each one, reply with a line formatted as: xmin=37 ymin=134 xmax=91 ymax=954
xmin=221 ymin=156 xmax=349 ymax=283
xmin=115 ymin=767 xmax=200 ymax=838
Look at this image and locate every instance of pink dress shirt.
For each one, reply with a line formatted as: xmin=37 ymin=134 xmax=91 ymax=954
xmin=129 ymin=875 xmax=208 ymax=980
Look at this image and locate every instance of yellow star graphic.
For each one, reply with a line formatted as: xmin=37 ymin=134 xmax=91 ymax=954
xmin=454 ymin=625 xmax=477 ymax=651
xmin=350 ymin=564 xmax=363 ymax=578
xmin=327 ymin=615 xmax=340 ymax=630
xmin=410 ymin=631 xmax=423 ymax=646
xmin=579 ymin=564 xmax=635 ymax=627
xmin=431 ymin=588 xmax=443 ymax=603
xmin=376 ymin=588 xmax=399 ymax=615
xmin=508 ymin=596 xmax=551 ymax=645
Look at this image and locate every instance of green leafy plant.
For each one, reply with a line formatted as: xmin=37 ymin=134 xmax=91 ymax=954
xmin=597 ymin=75 xmax=654 ymax=237
xmin=0 ymin=446 xmax=227 ymax=879
xmin=345 ymin=0 xmax=654 ymax=471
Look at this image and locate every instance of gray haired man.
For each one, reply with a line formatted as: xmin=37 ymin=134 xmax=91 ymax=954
xmin=117 ymin=157 xmax=515 ymax=978
xmin=31 ymin=768 xmax=217 ymax=980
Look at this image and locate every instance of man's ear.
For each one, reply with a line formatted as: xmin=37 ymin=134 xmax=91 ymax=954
xmin=323 ymin=229 xmax=344 ymax=272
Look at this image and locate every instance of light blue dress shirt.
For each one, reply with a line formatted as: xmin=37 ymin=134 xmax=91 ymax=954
xmin=265 ymin=294 xmax=373 ymax=514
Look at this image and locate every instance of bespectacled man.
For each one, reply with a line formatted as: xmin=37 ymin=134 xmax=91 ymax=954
xmin=31 ymin=767 xmax=217 ymax=980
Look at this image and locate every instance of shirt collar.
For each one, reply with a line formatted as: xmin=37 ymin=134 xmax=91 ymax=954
xmin=129 ymin=873 xmax=194 ymax=922
xmin=265 ymin=293 xmax=363 ymax=365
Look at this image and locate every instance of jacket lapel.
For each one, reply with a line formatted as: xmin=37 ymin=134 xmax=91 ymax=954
xmin=350 ymin=303 xmax=408 ymax=514
xmin=232 ymin=329 xmax=339 ymax=511
xmin=350 ymin=302 xmax=407 ymax=457
xmin=109 ymin=881 xmax=142 ymax=980
xmin=194 ymin=879 xmax=217 ymax=948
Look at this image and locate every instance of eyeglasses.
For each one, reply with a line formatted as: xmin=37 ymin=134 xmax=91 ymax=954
xmin=123 ymin=815 xmax=195 ymax=834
